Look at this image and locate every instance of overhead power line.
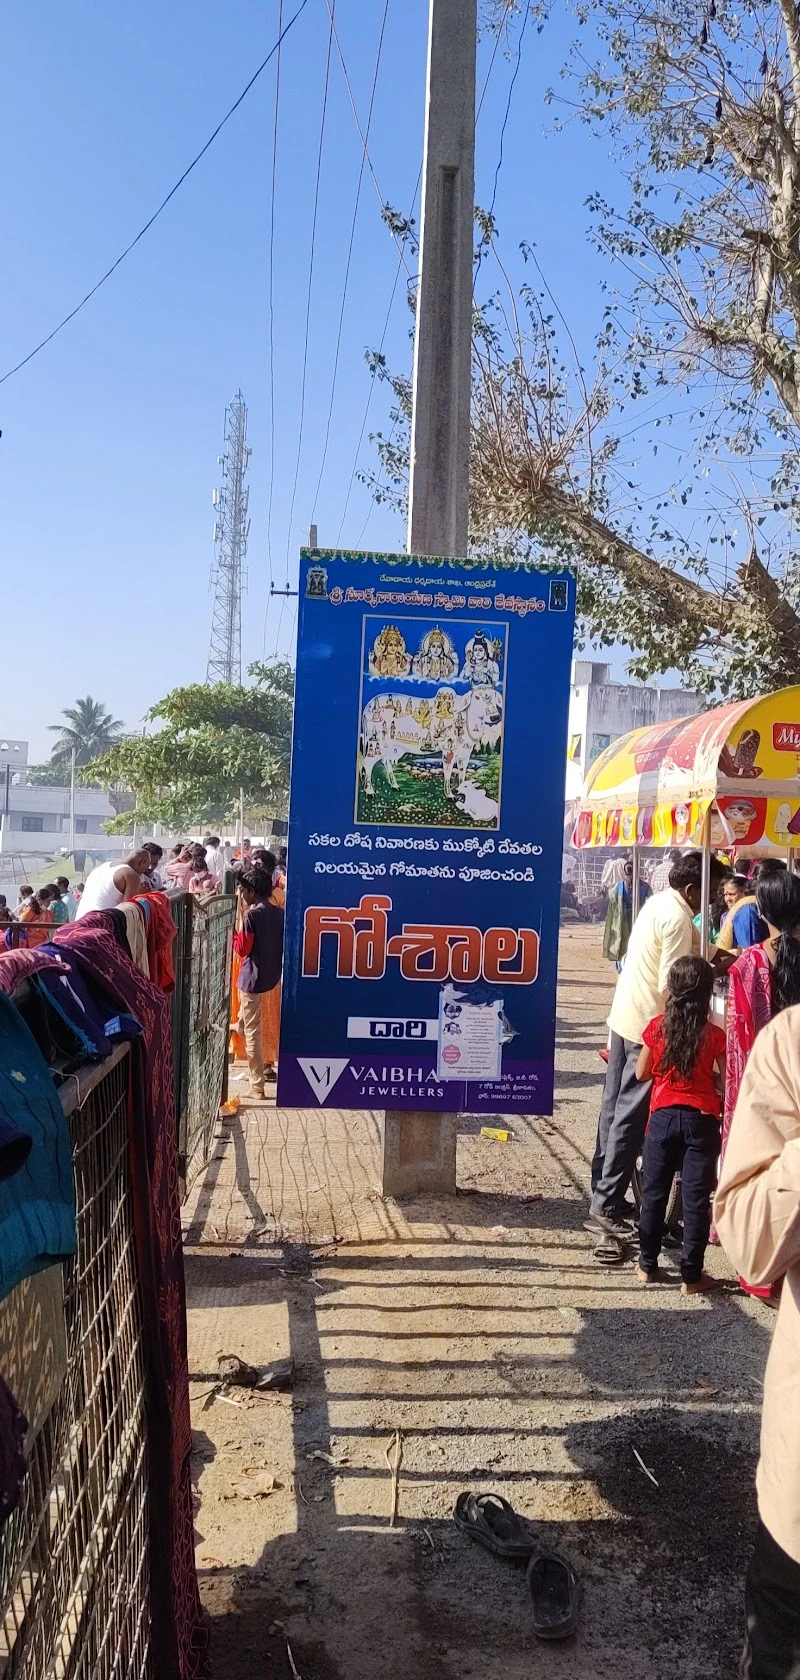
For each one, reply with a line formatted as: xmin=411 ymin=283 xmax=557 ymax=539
xmin=266 ymin=0 xmax=285 ymax=598
xmin=321 ymin=0 xmax=413 ymax=279
xmin=0 ymin=0 xmax=311 ymax=388
xmin=310 ymin=0 xmax=391 ymax=524
xmin=338 ymin=14 xmax=516 ymax=548
xmin=281 ymin=0 xmax=337 ymax=599
xmin=337 ymin=170 xmax=421 ymax=547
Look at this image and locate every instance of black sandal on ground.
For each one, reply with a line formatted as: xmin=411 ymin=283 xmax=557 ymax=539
xmin=527 ymin=1549 xmax=580 ymax=1639
xmin=453 ymin=1492 xmax=536 ymax=1560
xmin=593 ymin=1239 xmax=629 ymax=1266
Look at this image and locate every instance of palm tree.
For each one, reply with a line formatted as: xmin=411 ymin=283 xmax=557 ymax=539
xmin=49 ymin=697 xmax=124 ymax=768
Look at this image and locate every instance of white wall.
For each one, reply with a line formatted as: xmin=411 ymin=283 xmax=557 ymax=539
xmin=567 ymin=661 xmax=700 ymax=781
xmin=0 ymin=828 xmax=129 ymax=858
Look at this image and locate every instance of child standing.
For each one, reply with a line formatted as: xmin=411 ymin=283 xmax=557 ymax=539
xmin=635 ymin=956 xmax=726 ymax=1295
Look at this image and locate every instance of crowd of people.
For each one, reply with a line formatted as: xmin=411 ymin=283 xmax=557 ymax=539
xmin=591 ymin=844 xmax=800 ymax=1675
xmin=0 ymin=877 xmax=84 ymax=946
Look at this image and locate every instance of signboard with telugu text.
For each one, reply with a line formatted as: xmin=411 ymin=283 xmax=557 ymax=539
xmin=278 ymin=550 xmax=575 ymax=1114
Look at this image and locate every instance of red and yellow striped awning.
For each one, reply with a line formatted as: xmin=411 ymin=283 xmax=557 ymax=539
xmin=571 ymin=686 xmax=800 ymax=852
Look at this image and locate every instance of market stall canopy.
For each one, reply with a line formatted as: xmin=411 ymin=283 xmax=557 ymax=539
xmin=571 ymin=686 xmax=800 ymax=854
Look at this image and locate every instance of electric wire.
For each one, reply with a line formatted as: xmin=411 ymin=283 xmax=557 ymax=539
xmin=476 ymin=0 xmax=515 ymax=121
xmin=321 ymin=0 xmax=413 ymax=279
xmin=0 ymin=0 xmax=311 ymax=387
xmin=310 ymin=0 xmax=391 ymax=525
xmin=487 ymin=4 xmax=529 ymax=224
xmin=288 ymin=11 xmax=517 ymax=607
xmin=276 ymin=0 xmax=337 ymax=650
xmin=474 ymin=2 xmax=530 ymax=292
xmin=262 ymin=0 xmax=285 ymax=657
xmin=336 ymin=167 xmax=421 ymax=546
xmin=338 ymin=12 xmax=515 ymax=549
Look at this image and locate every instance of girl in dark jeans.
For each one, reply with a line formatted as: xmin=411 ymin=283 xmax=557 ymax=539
xmin=635 ymin=956 xmax=726 ymax=1295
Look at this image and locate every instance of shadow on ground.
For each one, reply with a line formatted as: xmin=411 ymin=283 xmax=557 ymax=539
xmin=186 ymin=1241 xmax=768 ymax=1680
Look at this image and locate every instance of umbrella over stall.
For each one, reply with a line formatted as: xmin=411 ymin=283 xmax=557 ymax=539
xmin=570 ymin=685 xmax=800 ymax=939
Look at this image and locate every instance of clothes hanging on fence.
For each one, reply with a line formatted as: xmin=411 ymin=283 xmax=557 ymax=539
xmin=106 ymin=906 xmax=133 ymax=961
xmin=36 ymin=947 xmax=116 ymax=1060
xmin=0 ymin=991 xmax=76 ymax=1298
xmin=135 ymin=892 xmax=177 ymax=992
xmin=0 ymin=949 xmax=66 ymax=997
xmin=10 ymin=975 xmax=91 ymax=1073
xmin=53 ymin=913 xmax=207 ymax=1680
xmin=115 ymin=901 xmax=150 ymax=977
xmin=0 ymin=1377 xmax=28 ymax=1528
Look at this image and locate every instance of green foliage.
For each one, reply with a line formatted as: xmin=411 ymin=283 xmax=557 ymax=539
xmin=364 ymin=0 xmax=800 ymax=698
xmin=474 ymin=752 xmax=501 ymax=801
xmin=88 ymin=661 xmax=294 ymax=833
xmin=355 ymin=762 xmax=497 ymax=830
xmin=48 ymin=697 xmax=123 ymax=768
xmin=27 ymin=761 xmax=82 ymax=787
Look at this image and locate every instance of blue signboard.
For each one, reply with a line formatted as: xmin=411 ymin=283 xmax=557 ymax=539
xmin=278 ymin=550 xmax=575 ymax=1114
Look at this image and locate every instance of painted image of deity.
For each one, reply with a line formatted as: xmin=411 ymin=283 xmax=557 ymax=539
xmin=412 ymin=626 xmax=459 ymax=681
xmin=357 ymin=615 xmax=507 ymax=831
xmin=369 ymin=625 xmax=411 ymax=678
xmin=461 ymin=632 xmax=502 ymax=688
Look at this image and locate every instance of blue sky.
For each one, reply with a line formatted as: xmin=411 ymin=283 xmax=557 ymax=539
xmin=1 ymin=0 xmax=620 ymax=760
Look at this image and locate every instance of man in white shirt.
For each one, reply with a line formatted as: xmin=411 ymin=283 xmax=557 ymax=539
xmin=587 ymin=850 xmax=726 ymax=1240
xmin=203 ymin=836 xmax=224 ymax=885
xmin=76 ymin=851 xmax=151 ymax=919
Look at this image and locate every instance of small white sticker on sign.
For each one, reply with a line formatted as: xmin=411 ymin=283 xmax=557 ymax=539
xmin=437 ymin=987 xmax=503 ymax=1082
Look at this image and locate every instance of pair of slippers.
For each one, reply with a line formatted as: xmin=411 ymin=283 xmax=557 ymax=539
xmin=593 ymin=1236 xmax=631 ymax=1267
xmin=453 ymin=1492 xmax=579 ymax=1640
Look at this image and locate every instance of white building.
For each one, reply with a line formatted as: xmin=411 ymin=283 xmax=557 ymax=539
xmin=567 ymin=661 xmax=700 ymax=783
xmin=0 ymin=738 xmax=28 ymax=787
xmin=0 ymin=785 xmax=118 ymax=857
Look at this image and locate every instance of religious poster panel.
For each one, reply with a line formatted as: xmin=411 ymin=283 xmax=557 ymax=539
xmin=278 ymin=550 xmax=575 ymax=1114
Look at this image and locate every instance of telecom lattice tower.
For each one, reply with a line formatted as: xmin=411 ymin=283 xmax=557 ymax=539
xmin=207 ymin=391 xmax=251 ymax=685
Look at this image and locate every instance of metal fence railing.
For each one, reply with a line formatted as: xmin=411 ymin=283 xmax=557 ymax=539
xmin=0 ymin=1047 xmax=150 ymax=1680
xmin=168 ymin=892 xmax=235 ymax=1190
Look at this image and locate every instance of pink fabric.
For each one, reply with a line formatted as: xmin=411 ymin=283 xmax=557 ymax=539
xmin=0 ymin=949 xmax=66 ymax=995
xmin=714 ymin=943 xmax=776 ymax=1296
xmin=54 ymin=912 xmax=207 ymax=1677
xmin=723 ymin=944 xmax=774 ymax=1158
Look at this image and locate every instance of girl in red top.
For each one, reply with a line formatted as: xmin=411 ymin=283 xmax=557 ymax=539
xmin=635 ymin=956 xmax=726 ymax=1295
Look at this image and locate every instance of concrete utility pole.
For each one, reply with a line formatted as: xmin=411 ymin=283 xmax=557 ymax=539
xmin=407 ymin=0 xmax=476 ymax=558
xmin=382 ymin=0 xmax=477 ymax=1197
xmin=68 ymin=749 xmax=76 ymax=858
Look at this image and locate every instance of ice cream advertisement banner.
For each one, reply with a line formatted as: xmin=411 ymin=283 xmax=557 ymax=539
xmin=572 ymin=686 xmax=800 ymax=853
xmin=278 ymin=549 xmax=576 ymax=1114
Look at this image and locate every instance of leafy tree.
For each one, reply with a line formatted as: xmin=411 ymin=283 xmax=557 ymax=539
xmin=370 ymin=0 xmax=800 ymax=697
xmin=27 ymin=760 xmax=76 ymax=787
xmin=88 ymin=661 xmax=294 ymax=833
xmin=48 ymin=696 xmax=124 ymax=768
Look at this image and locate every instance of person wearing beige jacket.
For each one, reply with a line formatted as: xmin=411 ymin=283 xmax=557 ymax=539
xmin=715 ymin=1005 xmax=800 ymax=1679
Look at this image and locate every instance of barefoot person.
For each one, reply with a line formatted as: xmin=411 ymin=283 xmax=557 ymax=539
xmin=587 ymin=850 xmax=726 ymax=1244
xmin=715 ymin=1007 xmax=800 ymax=1678
xmin=635 ymin=956 xmax=725 ymax=1294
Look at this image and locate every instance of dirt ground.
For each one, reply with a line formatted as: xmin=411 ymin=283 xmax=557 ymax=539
xmin=183 ymin=922 xmax=773 ymax=1680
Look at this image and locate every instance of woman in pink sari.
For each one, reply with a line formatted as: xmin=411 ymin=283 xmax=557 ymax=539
xmin=718 ymin=870 xmax=800 ymax=1294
